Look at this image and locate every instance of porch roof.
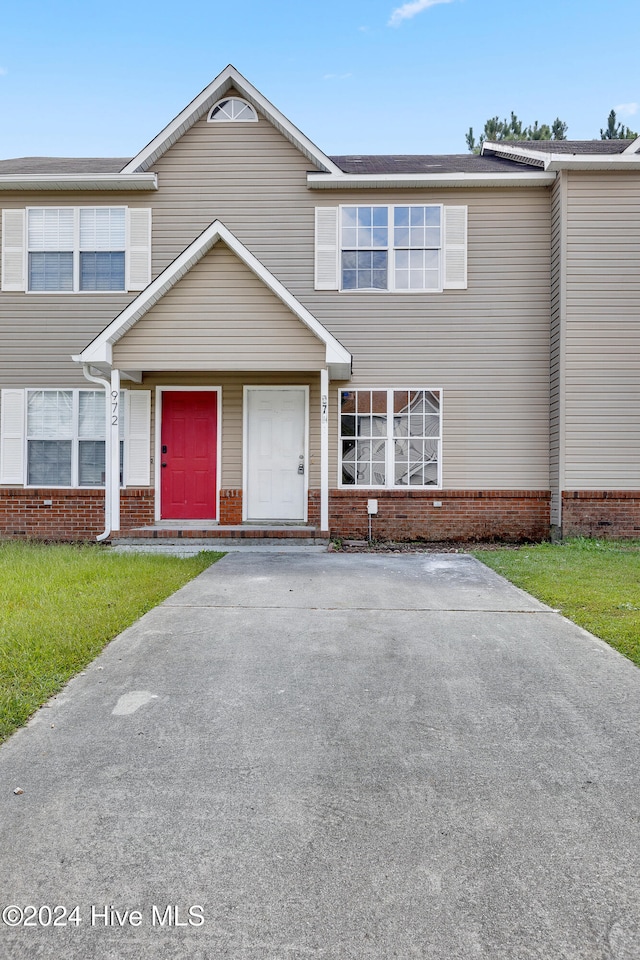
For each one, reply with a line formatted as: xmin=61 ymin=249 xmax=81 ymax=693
xmin=73 ymin=221 xmax=352 ymax=381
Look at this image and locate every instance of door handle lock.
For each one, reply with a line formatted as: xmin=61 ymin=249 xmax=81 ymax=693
xmin=297 ymin=462 xmax=304 ymax=475
xmin=162 ymin=462 xmax=167 ymax=468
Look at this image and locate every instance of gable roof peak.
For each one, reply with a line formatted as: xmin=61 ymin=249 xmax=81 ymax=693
xmin=121 ymin=64 xmax=343 ymax=177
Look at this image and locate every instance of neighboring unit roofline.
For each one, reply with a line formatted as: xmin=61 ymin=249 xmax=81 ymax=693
xmin=0 ymin=173 xmax=158 ymax=191
xmin=121 ymin=64 xmax=344 ymax=177
xmin=622 ymin=135 xmax=640 ymax=154
xmin=306 ymin=170 xmax=556 ymax=188
xmin=482 ymin=141 xmax=640 ymax=171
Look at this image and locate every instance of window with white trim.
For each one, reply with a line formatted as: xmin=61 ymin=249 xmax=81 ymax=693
xmin=27 ymin=207 xmax=126 ymax=292
xmin=341 ymin=205 xmax=443 ymax=291
xmin=26 ymin=389 xmax=124 ymax=487
xmin=208 ymin=98 xmax=258 ymax=122
xmin=339 ymin=388 xmax=441 ymax=487
xmin=313 ymin=205 xmax=467 ymax=292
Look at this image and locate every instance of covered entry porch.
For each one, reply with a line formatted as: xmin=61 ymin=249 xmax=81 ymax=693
xmin=73 ymin=220 xmax=351 ymax=540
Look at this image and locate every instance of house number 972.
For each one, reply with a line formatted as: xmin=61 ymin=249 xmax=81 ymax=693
xmin=111 ymin=390 xmax=119 ymax=426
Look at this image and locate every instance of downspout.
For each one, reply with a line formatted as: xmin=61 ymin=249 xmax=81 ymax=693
xmin=81 ymin=364 xmax=111 ymax=542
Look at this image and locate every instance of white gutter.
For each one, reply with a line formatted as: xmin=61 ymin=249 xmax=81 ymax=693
xmin=0 ymin=173 xmax=157 ymax=191
xmin=307 ymin=171 xmax=556 ymax=188
xmin=81 ymin=364 xmax=111 ymax=542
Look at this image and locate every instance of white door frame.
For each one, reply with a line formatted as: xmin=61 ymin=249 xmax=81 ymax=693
xmin=154 ymin=385 xmax=222 ymax=522
xmin=242 ymin=385 xmax=309 ymax=522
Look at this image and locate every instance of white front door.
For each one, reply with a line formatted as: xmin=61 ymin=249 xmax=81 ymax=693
xmin=245 ymin=387 xmax=307 ymax=521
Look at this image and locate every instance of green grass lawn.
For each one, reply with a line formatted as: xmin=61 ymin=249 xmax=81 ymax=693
xmin=473 ymin=538 xmax=640 ymax=667
xmin=0 ymin=542 xmax=223 ymax=742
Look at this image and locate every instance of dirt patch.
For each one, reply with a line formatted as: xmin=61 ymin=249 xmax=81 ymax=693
xmin=329 ymin=539 xmax=533 ymax=554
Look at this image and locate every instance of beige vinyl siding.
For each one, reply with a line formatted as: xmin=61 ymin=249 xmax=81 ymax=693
xmin=147 ymin=110 xmax=551 ymax=490
xmin=0 ymin=190 xmax=149 ymax=388
xmin=130 ymin=372 xmax=323 ymax=488
xmin=1 ymin=96 xmax=552 ymax=491
xmin=549 ymin=174 xmax=565 ymax=524
xmin=113 ymin=242 xmax=325 ymax=369
xmin=564 ymin=172 xmax=640 ymax=489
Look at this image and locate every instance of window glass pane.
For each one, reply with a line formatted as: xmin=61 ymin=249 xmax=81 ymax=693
xmin=394 ymin=207 xmax=410 ymax=227
xmin=357 ymin=207 xmax=372 ymax=227
xmin=79 ymin=391 xmax=105 ymax=438
xmin=372 ymin=207 xmax=388 ymax=227
xmin=28 ymin=390 xmax=73 ymax=437
xmin=28 ymin=440 xmax=72 ymax=485
xmin=79 ymin=440 xmax=106 ymax=486
xmin=342 ymin=207 xmax=358 ymax=228
xmin=80 ymin=252 xmax=125 ymax=291
xmin=342 ymin=251 xmax=388 ymax=290
xmin=28 ymin=208 xmax=74 ymax=250
xmin=391 ymin=390 xmax=439 ymax=487
xmin=80 ymin=208 xmax=125 ymax=250
xmin=340 ymin=391 xmax=356 ymax=414
xmin=29 ymin=252 xmax=73 ymax=291
xmin=426 ymin=206 xmax=441 ymax=227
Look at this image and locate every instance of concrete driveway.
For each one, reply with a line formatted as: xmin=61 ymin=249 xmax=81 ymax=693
xmin=0 ymin=552 xmax=639 ymax=959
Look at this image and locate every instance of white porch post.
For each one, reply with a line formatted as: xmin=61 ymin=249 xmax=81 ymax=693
xmin=320 ymin=367 xmax=329 ymax=533
xmin=110 ymin=368 xmax=121 ymax=532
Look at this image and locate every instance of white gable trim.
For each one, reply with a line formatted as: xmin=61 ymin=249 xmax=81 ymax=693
xmin=74 ymin=220 xmax=352 ymax=380
xmin=121 ymin=65 xmax=343 ymax=177
xmin=623 ymin=135 xmax=640 ymax=154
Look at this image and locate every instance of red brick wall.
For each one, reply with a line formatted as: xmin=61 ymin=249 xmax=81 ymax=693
xmin=562 ymin=491 xmax=640 ymax=538
xmin=0 ymin=488 xmax=153 ymax=541
xmin=219 ymin=489 xmax=242 ymax=524
xmin=329 ymin=489 xmax=550 ymax=542
xmin=0 ymin=486 xmax=550 ymax=542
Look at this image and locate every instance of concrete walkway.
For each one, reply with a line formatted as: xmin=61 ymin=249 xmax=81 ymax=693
xmin=1 ymin=553 xmax=639 ymax=959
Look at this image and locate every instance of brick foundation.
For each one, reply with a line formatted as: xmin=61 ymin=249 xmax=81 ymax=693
xmin=0 ymin=488 xmax=154 ymax=541
xmin=0 ymin=486 xmax=551 ymax=543
xmin=329 ymin=489 xmax=550 ymax=542
xmin=562 ymin=491 xmax=640 ymax=538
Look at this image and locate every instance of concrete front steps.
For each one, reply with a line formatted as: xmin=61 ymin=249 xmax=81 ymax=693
xmin=109 ymin=523 xmax=330 ymax=554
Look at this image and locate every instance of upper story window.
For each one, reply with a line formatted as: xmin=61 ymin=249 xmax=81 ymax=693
xmin=1 ymin=206 xmax=151 ymax=294
xmin=208 ymin=97 xmax=258 ymax=122
xmin=341 ymin=205 xmax=442 ymax=292
xmin=28 ymin=207 xmax=125 ymax=292
xmin=313 ymin=204 xmax=467 ymax=292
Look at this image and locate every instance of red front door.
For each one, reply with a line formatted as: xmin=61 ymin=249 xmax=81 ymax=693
xmin=160 ymin=391 xmax=218 ymax=520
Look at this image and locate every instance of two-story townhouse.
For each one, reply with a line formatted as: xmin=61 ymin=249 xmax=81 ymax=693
xmin=1 ymin=65 xmax=639 ymax=544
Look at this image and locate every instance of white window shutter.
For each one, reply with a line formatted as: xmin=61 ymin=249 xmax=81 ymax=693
xmin=1 ymin=210 xmax=26 ymax=292
xmin=124 ymin=390 xmax=151 ymax=485
xmin=314 ymin=207 xmax=339 ymax=290
xmin=443 ymin=206 xmax=467 ymax=290
xmin=126 ymin=208 xmax=152 ymax=291
xmin=0 ymin=389 xmax=25 ymax=483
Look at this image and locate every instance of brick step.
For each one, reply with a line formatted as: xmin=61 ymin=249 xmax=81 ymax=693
xmin=112 ymin=524 xmax=327 ymax=544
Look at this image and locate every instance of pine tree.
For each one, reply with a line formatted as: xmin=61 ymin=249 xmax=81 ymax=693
xmin=600 ymin=110 xmax=637 ymax=140
xmin=465 ymin=113 xmax=567 ymax=153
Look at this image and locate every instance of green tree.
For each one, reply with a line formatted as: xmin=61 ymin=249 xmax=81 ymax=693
xmin=600 ymin=109 xmax=637 ymax=140
xmin=466 ymin=112 xmax=567 ymax=153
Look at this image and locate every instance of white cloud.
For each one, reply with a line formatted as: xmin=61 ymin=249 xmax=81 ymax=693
xmin=0 ymin=67 xmax=7 ymax=76
xmin=614 ymin=102 xmax=639 ymax=117
xmin=388 ymin=0 xmax=454 ymax=27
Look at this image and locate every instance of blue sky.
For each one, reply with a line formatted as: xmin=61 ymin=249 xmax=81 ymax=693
xmin=1 ymin=0 xmax=639 ymax=159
